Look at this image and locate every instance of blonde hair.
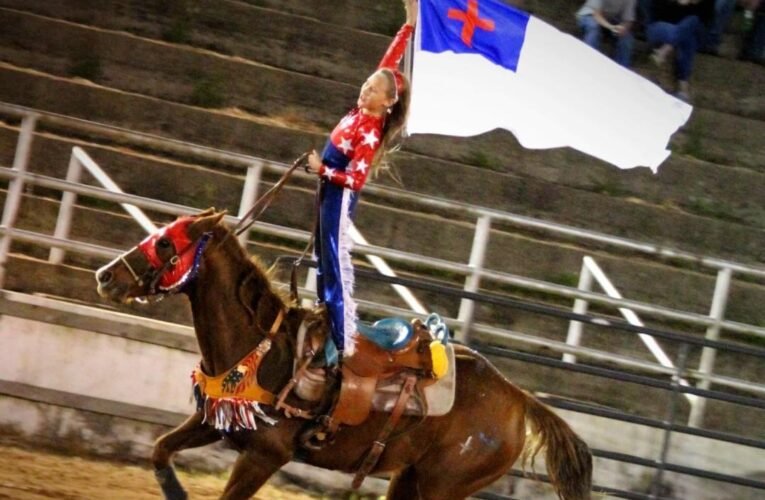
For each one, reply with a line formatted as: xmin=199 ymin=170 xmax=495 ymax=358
xmin=372 ymin=68 xmax=411 ymax=179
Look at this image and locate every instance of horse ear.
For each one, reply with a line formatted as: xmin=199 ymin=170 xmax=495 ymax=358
xmin=188 ymin=210 xmax=227 ymax=239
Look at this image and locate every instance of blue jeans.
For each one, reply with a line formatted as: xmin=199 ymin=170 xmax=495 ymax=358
xmin=646 ymin=15 xmax=703 ymax=81
xmin=742 ymin=10 xmax=765 ymax=62
xmin=578 ymin=14 xmax=634 ymax=67
xmin=706 ymin=0 xmax=736 ymax=50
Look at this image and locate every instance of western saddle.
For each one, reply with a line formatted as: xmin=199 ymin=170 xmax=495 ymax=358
xmin=276 ymin=312 xmax=450 ymax=488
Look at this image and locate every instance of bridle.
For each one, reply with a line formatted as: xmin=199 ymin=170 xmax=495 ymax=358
xmin=111 ymin=230 xmax=211 ymax=304
xmin=110 ymin=152 xmax=310 ymax=303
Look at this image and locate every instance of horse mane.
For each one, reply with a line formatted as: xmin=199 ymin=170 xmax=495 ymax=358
xmin=210 ymin=223 xmax=294 ymax=314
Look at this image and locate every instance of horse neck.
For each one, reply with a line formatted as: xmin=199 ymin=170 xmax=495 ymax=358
xmin=187 ymin=238 xmax=287 ymax=375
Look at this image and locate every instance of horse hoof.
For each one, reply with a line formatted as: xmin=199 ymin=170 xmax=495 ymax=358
xmin=155 ymin=466 xmax=188 ymax=500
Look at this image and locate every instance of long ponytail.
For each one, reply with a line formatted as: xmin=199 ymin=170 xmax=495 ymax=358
xmin=372 ymin=69 xmax=411 ymax=179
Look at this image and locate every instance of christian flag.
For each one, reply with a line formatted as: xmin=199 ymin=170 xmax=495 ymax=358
xmin=407 ymin=0 xmax=693 ymax=171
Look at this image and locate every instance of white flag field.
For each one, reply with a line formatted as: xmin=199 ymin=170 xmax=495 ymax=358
xmin=407 ymin=0 xmax=693 ymax=172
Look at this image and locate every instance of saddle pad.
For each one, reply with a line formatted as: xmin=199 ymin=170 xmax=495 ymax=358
xmin=371 ymin=344 xmax=456 ymax=417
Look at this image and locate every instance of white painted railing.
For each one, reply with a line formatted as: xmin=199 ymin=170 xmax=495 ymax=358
xmin=2 ymin=103 xmax=765 ymax=428
xmin=43 ymin=146 xmax=430 ymax=316
xmin=563 ymin=257 xmax=697 ymax=406
xmin=49 ymin=146 xmax=158 ymax=265
xmin=563 ymin=256 xmax=742 ymax=426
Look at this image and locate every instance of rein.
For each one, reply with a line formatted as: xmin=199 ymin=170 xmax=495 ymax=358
xmin=230 ymin=152 xmax=310 ymax=239
xmin=126 ymin=152 xmax=311 ymax=302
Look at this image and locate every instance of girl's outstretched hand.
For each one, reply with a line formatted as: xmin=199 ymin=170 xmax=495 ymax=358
xmin=404 ymin=0 xmax=418 ymax=26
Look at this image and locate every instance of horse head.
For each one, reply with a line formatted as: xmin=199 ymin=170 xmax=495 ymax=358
xmin=95 ymin=208 xmax=226 ymax=303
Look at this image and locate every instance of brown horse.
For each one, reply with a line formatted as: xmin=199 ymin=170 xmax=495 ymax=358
xmin=94 ymin=209 xmax=592 ymax=500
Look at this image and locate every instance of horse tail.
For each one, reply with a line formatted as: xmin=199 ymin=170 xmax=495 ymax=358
xmin=521 ymin=392 xmax=593 ymax=500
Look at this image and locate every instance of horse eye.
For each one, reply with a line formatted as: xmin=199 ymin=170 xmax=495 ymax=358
xmin=157 ymin=238 xmax=172 ymax=249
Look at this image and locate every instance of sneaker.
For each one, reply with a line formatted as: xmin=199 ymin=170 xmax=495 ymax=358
xmin=674 ymin=90 xmax=691 ymax=103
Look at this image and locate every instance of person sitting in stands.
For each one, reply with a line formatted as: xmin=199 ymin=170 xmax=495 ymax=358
xmin=577 ymin=0 xmax=638 ymax=67
xmin=740 ymin=0 xmax=765 ymax=63
xmin=644 ymin=0 xmax=714 ymax=101
xmin=702 ymin=0 xmax=736 ymax=54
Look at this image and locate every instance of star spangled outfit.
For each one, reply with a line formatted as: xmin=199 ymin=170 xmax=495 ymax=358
xmin=315 ymin=23 xmax=413 ymax=356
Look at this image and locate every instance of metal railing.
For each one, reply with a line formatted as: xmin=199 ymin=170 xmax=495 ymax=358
xmin=0 ymin=164 xmax=763 ymax=498
xmin=1 ymin=103 xmax=764 ymax=427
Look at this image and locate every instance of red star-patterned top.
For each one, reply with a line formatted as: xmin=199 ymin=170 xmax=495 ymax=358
xmin=318 ymin=23 xmax=414 ymax=192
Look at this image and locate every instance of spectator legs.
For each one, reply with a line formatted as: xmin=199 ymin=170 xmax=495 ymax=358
xmin=578 ymin=15 xmax=633 ymax=67
xmin=741 ymin=10 xmax=765 ymax=63
xmin=647 ymin=16 xmax=701 ymax=82
xmin=705 ymin=0 xmax=736 ymax=52
xmin=615 ymin=32 xmax=635 ymax=67
xmin=578 ymin=15 xmax=602 ymax=50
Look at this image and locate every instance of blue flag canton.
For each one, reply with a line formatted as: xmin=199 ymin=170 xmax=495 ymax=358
xmin=420 ymin=0 xmax=530 ymax=72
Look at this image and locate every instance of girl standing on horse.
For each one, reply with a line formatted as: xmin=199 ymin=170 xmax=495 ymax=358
xmin=306 ymin=0 xmax=417 ymax=360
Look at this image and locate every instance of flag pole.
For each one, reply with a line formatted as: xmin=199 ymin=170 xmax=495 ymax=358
xmin=402 ymin=18 xmax=415 ymax=138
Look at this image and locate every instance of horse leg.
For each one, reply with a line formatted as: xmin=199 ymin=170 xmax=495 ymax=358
xmin=152 ymin=411 xmax=222 ymax=500
xmin=409 ymin=461 xmax=511 ymax=500
xmin=387 ymin=466 xmax=421 ymax=500
xmin=220 ymin=446 xmax=291 ymax=500
xmin=406 ymin=404 xmax=526 ymax=500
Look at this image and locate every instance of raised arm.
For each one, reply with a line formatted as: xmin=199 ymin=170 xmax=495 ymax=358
xmin=378 ymin=0 xmax=418 ymax=70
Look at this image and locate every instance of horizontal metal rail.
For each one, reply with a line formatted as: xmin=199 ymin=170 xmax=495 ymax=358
xmin=8 ymin=224 xmax=762 ymax=412
xmin=476 ymin=344 xmax=765 ymax=410
xmin=2 ymin=101 xmax=765 ymax=280
xmin=591 ymin=448 xmax=765 ymax=490
xmin=540 ymin=396 xmax=765 ymax=450
xmin=3 ymin=165 xmax=765 ymax=343
xmin=3 ymin=165 xmax=765 ymax=397
xmin=346 ymin=262 xmax=765 ymax=360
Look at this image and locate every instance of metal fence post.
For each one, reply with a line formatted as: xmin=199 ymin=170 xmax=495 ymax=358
xmin=49 ymin=150 xmax=84 ymax=264
xmin=563 ymin=257 xmax=594 ymax=363
xmin=237 ymin=162 xmax=263 ymax=247
xmin=456 ymin=215 xmax=491 ymax=343
xmin=688 ymin=267 xmax=732 ymax=428
xmin=0 ymin=114 xmax=37 ymax=288
xmin=651 ymin=343 xmax=689 ymax=498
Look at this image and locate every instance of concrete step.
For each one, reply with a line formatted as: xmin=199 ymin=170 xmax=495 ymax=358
xmin=0 ymin=0 xmax=393 ymax=84
xmin=3 ymin=0 xmax=762 ymax=122
xmin=0 ymin=7 xmax=355 ymax=130
xmin=1 ymin=5 xmax=763 ymax=180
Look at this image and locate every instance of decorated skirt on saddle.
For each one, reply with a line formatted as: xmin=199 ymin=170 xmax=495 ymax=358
xmin=191 ymin=312 xmax=453 ymax=432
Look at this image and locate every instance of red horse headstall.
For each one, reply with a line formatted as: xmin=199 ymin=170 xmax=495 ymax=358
xmin=136 ymin=217 xmax=213 ymax=295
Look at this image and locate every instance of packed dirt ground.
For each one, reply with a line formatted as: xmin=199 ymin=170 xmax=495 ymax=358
xmin=0 ymin=440 xmax=321 ymax=500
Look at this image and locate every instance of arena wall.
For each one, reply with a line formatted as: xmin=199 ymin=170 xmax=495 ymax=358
xmin=0 ymin=291 xmax=762 ymax=499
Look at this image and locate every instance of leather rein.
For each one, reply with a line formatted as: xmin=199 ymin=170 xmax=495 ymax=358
xmin=120 ymin=153 xmax=311 ymax=302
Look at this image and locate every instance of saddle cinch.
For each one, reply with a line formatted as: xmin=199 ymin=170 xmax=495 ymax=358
xmin=280 ymin=313 xmax=455 ymax=488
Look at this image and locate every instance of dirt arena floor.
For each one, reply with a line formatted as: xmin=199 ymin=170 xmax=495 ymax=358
xmin=0 ymin=441 xmax=322 ymax=500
